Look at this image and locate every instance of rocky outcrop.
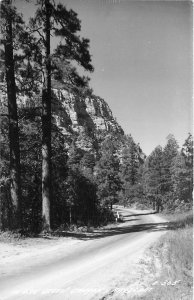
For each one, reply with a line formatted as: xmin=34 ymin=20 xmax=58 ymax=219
xmin=0 ymin=86 xmax=124 ymax=153
xmin=1 ymin=86 xmax=146 ymax=160
xmin=52 ymin=89 xmax=124 ymax=149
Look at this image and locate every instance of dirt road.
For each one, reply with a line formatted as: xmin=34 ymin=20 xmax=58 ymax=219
xmin=0 ymin=207 xmax=167 ymax=300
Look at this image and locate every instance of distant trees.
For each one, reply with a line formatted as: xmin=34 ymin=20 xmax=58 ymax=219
xmin=171 ymin=133 xmax=193 ymax=210
xmin=142 ymin=146 xmax=164 ymax=212
xmin=119 ymin=135 xmax=144 ymax=207
xmin=96 ymin=136 xmax=122 ymax=210
xmin=162 ymin=134 xmax=179 ymax=198
xmin=142 ymin=134 xmax=193 ymax=212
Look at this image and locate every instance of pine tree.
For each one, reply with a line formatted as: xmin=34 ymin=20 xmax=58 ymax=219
xmin=80 ymin=152 xmax=95 ymax=177
xmin=170 ymin=153 xmax=187 ymax=210
xmin=181 ymin=134 xmax=193 ymax=206
xmin=30 ymin=0 xmax=93 ymax=231
xmin=96 ymin=136 xmax=121 ymax=210
xmin=142 ymin=134 xmax=192 ymax=212
xmin=181 ymin=133 xmax=193 ymax=169
xmin=0 ymin=0 xmax=23 ymax=230
xmin=120 ymin=135 xmax=142 ymax=206
xmin=0 ymin=0 xmax=42 ymax=231
xmin=170 ymin=133 xmax=193 ymax=210
xmin=143 ymin=146 xmax=164 ymax=212
xmin=162 ymin=134 xmax=179 ymax=207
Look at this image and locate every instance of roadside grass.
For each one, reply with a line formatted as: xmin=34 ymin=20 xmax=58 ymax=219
xmin=164 ymin=211 xmax=193 ymax=230
xmin=0 ymin=231 xmax=23 ymax=243
xmin=130 ymin=211 xmax=193 ymax=300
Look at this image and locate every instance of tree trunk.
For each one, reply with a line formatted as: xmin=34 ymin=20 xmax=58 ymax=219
xmin=4 ymin=0 xmax=22 ymax=230
xmin=152 ymin=200 xmax=156 ymax=211
xmin=69 ymin=206 xmax=72 ymax=225
xmin=42 ymin=0 xmax=52 ymax=232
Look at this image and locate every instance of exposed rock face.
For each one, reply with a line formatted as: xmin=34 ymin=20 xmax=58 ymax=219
xmin=52 ymin=89 xmax=124 ymax=146
xmin=1 ymin=86 xmax=145 ymax=164
xmin=0 ymin=86 xmax=123 ymax=153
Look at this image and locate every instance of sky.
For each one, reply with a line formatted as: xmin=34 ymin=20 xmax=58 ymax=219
xmin=17 ymin=0 xmax=193 ymax=155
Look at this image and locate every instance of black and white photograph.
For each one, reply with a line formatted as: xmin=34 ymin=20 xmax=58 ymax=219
xmin=0 ymin=0 xmax=193 ymax=299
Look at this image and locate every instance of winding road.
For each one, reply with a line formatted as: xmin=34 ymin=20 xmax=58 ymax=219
xmin=0 ymin=207 xmax=167 ymax=300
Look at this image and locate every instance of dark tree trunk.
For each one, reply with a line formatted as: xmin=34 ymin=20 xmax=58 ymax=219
xmin=69 ymin=206 xmax=72 ymax=225
xmin=4 ymin=0 xmax=22 ymax=230
xmin=152 ymin=200 xmax=156 ymax=211
xmin=41 ymin=0 xmax=52 ymax=231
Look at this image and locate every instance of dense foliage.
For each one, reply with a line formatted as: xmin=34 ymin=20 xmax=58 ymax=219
xmin=141 ymin=134 xmax=193 ymax=212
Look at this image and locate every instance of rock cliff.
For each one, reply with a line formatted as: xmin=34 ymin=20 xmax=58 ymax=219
xmin=52 ymin=89 xmax=123 ymax=138
xmin=1 ymin=86 xmax=145 ymax=160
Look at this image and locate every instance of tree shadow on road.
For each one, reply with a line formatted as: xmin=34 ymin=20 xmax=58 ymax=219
xmin=53 ymin=212 xmax=169 ymax=240
xmin=83 ymin=222 xmax=168 ymax=240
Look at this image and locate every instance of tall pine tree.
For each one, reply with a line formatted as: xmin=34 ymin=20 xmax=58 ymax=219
xmin=1 ymin=0 xmax=23 ymax=230
xmin=30 ymin=0 xmax=93 ymax=231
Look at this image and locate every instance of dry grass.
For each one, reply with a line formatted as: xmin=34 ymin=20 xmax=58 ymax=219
xmin=0 ymin=231 xmax=23 ymax=243
xmin=130 ymin=211 xmax=193 ymax=300
xmin=164 ymin=211 xmax=193 ymax=230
